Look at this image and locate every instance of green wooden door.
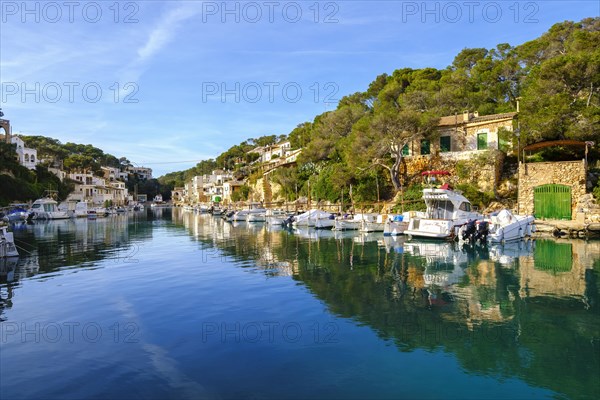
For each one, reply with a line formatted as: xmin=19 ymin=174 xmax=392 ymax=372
xmin=534 ymin=184 xmax=571 ymax=220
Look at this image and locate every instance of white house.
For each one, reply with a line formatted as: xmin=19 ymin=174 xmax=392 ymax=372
xmin=126 ymin=166 xmax=153 ymax=180
xmin=11 ymin=136 xmax=38 ymax=170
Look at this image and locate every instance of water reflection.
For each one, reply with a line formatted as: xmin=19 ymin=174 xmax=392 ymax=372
xmin=0 ymin=214 xmax=153 ymax=318
xmin=3 ymin=208 xmax=598 ymax=399
xmin=172 ymin=208 xmax=600 ymax=399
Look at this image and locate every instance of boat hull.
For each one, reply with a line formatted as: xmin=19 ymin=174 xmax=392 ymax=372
xmin=334 ymin=220 xmax=360 ymax=231
xmin=383 ymin=221 xmax=409 ymax=236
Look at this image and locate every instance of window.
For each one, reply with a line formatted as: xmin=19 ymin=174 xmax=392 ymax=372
xmin=401 ymin=144 xmax=409 ymax=156
xmin=477 ymin=133 xmax=488 ymax=150
xmin=420 ymin=139 xmax=430 ymax=155
xmin=30 ymin=155 xmax=35 ymax=162
xmin=440 ymin=136 xmax=451 ymax=152
xmin=459 ymin=202 xmax=471 ymax=211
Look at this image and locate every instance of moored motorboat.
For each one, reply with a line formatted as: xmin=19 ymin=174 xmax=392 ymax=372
xmin=28 ymin=197 xmax=71 ymax=220
xmin=404 ymin=171 xmax=483 ymax=240
xmin=486 ymin=209 xmax=535 ymax=243
xmin=291 ymin=209 xmax=335 ymax=228
xmin=314 ymin=216 xmax=335 ymax=229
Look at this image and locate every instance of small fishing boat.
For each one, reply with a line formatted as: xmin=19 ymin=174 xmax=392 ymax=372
xmin=247 ymin=211 xmax=267 ymax=222
xmin=266 ymin=209 xmax=289 ymax=226
xmin=383 ymin=213 xmax=413 ymax=236
xmin=2 ymin=204 xmax=29 ymax=222
xmin=231 ymin=208 xmax=267 ymax=222
xmin=333 ymin=214 xmax=362 ymax=231
xmin=74 ymin=201 xmax=92 ymax=218
xmin=0 ymin=226 xmax=19 ymax=257
xmin=359 ymin=214 xmax=386 ymax=232
xmin=314 ymin=215 xmax=335 ymax=229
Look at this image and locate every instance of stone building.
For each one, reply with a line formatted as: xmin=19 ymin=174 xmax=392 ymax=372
xmin=402 ymin=111 xmax=517 ymax=192
xmin=517 ymin=141 xmax=592 ymax=220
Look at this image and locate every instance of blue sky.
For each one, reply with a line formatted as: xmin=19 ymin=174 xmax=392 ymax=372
xmin=1 ymin=0 xmax=598 ymax=176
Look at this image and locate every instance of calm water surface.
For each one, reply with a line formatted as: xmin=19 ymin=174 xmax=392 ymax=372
xmin=1 ymin=208 xmax=599 ymax=399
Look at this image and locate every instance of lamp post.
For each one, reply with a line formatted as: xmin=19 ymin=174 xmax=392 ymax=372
xmin=515 ymin=123 xmax=521 ymax=164
xmin=515 ymin=123 xmax=521 ymax=214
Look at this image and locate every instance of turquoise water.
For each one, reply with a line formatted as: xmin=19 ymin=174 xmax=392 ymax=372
xmin=1 ymin=208 xmax=599 ymax=399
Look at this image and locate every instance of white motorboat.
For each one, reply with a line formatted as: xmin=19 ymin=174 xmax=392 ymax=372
xmin=292 ymin=209 xmax=335 ymax=227
xmin=28 ymin=198 xmax=71 ymax=220
xmin=486 ymin=209 xmax=535 ymax=243
xmin=404 ymin=180 xmax=483 ymax=240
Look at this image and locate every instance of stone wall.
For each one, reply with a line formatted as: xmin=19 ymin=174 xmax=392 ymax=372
xmin=517 ymin=160 xmax=587 ymax=219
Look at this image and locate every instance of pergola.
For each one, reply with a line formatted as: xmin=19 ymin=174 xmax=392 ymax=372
xmin=522 ymin=140 xmax=595 ymax=164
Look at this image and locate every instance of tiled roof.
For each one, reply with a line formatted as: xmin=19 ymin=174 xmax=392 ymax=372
xmin=438 ymin=112 xmax=517 ymax=127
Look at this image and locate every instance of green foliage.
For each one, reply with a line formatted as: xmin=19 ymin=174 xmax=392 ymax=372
xmin=392 ymin=184 xmax=426 ymax=212
xmin=456 ymin=183 xmax=495 ymax=210
xmin=21 ymin=135 xmax=121 ymax=170
xmin=231 ymin=185 xmax=250 ymax=202
xmin=519 ymin=18 xmax=600 ymax=143
xmin=0 ymin=165 xmax=73 ymax=206
xmin=593 ymin=182 xmax=600 ymax=202
xmin=270 ymin=167 xmax=301 ymax=201
xmin=455 ymin=161 xmax=470 ymax=180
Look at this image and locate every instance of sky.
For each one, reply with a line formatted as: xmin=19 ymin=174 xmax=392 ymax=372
xmin=1 ymin=0 xmax=598 ymax=177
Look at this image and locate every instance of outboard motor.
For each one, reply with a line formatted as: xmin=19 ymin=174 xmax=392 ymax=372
xmin=461 ymin=220 xmax=477 ymax=242
xmin=285 ymin=215 xmax=295 ymax=226
xmin=475 ymin=221 xmax=489 ymax=243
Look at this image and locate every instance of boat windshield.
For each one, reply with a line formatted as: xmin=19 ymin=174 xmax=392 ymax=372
xmin=458 ymin=202 xmax=471 ymax=212
xmin=426 ymin=199 xmax=454 ymax=219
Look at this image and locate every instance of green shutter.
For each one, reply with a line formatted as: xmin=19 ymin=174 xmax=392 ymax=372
xmin=533 ymin=184 xmax=571 ymax=220
xmin=477 ymin=133 xmax=488 ymax=150
xmin=440 ymin=136 xmax=451 ymax=152
xmin=402 ymin=144 xmax=409 ymax=156
xmin=421 ymin=139 xmax=430 ymax=155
